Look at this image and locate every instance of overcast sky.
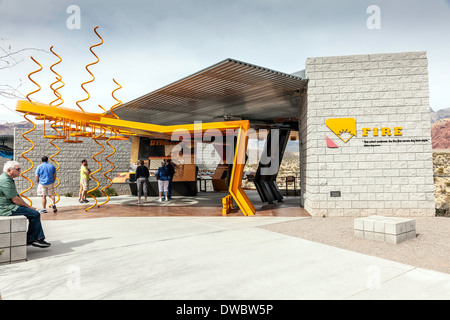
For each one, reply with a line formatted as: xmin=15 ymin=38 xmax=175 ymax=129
xmin=0 ymin=0 xmax=449 ymax=123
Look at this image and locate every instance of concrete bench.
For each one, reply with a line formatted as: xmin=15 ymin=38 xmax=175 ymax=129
xmin=0 ymin=216 xmax=27 ymax=265
xmin=354 ymin=216 xmax=416 ymax=244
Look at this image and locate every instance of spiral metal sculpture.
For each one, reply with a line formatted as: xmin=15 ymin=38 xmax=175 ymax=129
xmin=49 ymin=46 xmax=64 ymax=107
xmin=48 ymin=126 xmax=61 ymax=206
xmin=47 ymin=46 xmax=66 ymax=206
xmin=85 ymin=126 xmax=105 ymax=211
xmin=109 ymin=78 xmax=122 ymax=119
xmin=98 ymin=133 xmax=116 ymax=207
xmin=20 ymin=56 xmax=42 ymax=206
xmin=98 ymin=104 xmax=107 ymax=115
xmin=75 ymin=26 xmax=103 ymax=113
xmin=15 ymin=26 xmax=135 ymax=213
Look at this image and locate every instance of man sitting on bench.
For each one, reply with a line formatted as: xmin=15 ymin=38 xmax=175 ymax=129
xmin=0 ymin=161 xmax=51 ymax=248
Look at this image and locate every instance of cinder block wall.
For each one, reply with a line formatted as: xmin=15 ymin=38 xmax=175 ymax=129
xmin=129 ymin=136 xmax=140 ymax=163
xmin=0 ymin=158 xmax=9 ymax=175
xmin=13 ymin=126 xmax=132 ymax=198
xmin=301 ymin=51 xmax=435 ymax=217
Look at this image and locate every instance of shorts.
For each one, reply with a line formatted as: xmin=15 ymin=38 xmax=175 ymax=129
xmin=80 ymin=179 xmax=89 ymax=192
xmin=158 ymin=180 xmax=169 ymax=192
xmin=37 ymin=183 xmax=55 ymax=196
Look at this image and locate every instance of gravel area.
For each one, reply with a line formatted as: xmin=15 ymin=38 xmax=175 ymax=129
xmin=260 ymin=216 xmax=450 ymax=275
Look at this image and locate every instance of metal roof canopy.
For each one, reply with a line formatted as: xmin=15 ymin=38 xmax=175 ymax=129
xmin=113 ymin=58 xmax=308 ymax=127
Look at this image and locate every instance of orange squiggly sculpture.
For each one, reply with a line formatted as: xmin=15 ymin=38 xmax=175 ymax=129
xmin=76 ymin=26 xmax=103 ymax=113
xmin=49 ymin=46 xmax=64 ymax=107
xmin=98 ymin=104 xmax=107 ymax=115
xmin=26 ymin=57 xmax=42 ymax=102
xmin=20 ymin=56 xmax=42 ymax=206
xmin=48 ymin=46 xmax=65 ymax=206
xmin=48 ymin=122 xmax=62 ymax=206
xmin=48 ymin=141 xmax=61 ymax=204
xmin=109 ymin=78 xmax=122 ymax=119
xmin=98 ymin=131 xmax=116 ymax=207
xmin=85 ymin=126 xmax=105 ymax=211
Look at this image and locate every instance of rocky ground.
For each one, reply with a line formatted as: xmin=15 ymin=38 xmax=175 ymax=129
xmin=261 ymin=216 xmax=450 ymax=274
xmin=433 ymin=149 xmax=450 ymax=215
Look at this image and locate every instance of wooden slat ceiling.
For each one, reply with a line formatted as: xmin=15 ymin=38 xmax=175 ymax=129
xmin=113 ymin=58 xmax=307 ymax=126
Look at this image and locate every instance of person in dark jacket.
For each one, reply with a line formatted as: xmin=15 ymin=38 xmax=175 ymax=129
xmin=165 ymin=159 xmax=175 ymax=199
xmin=155 ymin=160 xmax=170 ymax=202
xmin=135 ymin=160 xmax=149 ymax=204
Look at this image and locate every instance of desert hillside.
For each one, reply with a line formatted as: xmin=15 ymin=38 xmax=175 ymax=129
xmin=431 ymin=119 xmax=450 ymax=149
xmin=0 ymin=121 xmax=34 ymax=135
xmin=430 ymin=107 xmax=450 ymax=123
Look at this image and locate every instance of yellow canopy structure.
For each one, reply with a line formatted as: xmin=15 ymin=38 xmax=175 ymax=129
xmin=15 ymin=99 xmax=256 ymax=216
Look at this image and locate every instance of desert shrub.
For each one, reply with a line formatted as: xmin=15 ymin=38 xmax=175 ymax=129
xmin=104 ymin=187 xmax=118 ymax=196
xmin=87 ymin=188 xmax=118 ymax=197
xmin=88 ymin=189 xmax=103 ymax=198
xmin=436 ymin=194 xmax=450 ymax=217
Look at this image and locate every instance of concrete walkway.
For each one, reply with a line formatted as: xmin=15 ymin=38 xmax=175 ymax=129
xmin=1 ymin=197 xmax=450 ymax=300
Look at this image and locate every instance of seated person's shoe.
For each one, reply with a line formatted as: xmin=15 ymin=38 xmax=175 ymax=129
xmin=29 ymin=239 xmax=51 ymax=248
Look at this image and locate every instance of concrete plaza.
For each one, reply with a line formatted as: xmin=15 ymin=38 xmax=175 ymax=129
xmin=1 ymin=195 xmax=450 ymax=300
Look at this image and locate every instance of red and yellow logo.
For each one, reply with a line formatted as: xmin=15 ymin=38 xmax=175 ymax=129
xmin=326 ymin=118 xmax=357 ymax=148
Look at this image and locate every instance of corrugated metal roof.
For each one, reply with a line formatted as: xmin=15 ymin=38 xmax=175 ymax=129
xmin=113 ymin=58 xmax=307 ymax=126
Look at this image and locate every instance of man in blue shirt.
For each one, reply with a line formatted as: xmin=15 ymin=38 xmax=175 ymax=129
xmin=35 ymin=156 xmax=57 ymax=214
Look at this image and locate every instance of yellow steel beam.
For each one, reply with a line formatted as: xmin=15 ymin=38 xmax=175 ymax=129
xmin=16 ymin=100 xmax=105 ymax=124
xmin=93 ymin=116 xmax=248 ymax=134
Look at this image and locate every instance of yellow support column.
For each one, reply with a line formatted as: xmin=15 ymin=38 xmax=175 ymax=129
xmin=227 ymin=122 xmax=255 ymax=216
xmin=222 ymin=196 xmax=229 ymax=216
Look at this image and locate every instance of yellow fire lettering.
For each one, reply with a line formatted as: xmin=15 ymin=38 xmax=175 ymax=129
xmin=381 ymin=127 xmax=391 ymax=136
xmin=362 ymin=128 xmax=371 ymax=137
xmin=394 ymin=127 xmax=403 ymax=136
